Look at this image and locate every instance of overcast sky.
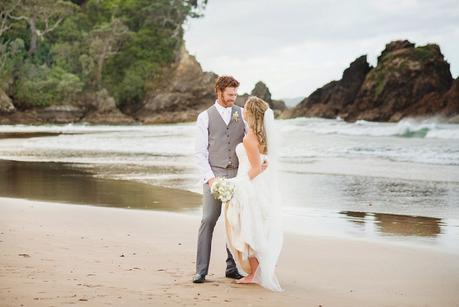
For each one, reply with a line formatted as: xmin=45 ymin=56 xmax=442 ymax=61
xmin=184 ymin=0 xmax=459 ymax=99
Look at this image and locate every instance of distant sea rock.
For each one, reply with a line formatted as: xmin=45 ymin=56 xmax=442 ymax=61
xmin=284 ymin=40 xmax=458 ymax=122
xmin=236 ymin=81 xmax=287 ymax=116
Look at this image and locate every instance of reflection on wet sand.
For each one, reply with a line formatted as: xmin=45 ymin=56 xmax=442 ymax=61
xmin=338 ymin=174 xmax=452 ymax=212
xmin=0 ymin=132 xmax=63 ymax=139
xmin=340 ymin=211 xmax=443 ymax=237
xmin=0 ymin=160 xmax=201 ymax=212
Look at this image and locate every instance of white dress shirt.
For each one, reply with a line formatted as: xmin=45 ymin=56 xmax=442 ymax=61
xmin=195 ymin=100 xmax=248 ymax=185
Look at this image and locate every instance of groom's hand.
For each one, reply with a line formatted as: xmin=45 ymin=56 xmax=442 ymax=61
xmin=208 ymin=177 xmax=216 ymax=188
xmin=261 ymin=159 xmax=269 ymax=172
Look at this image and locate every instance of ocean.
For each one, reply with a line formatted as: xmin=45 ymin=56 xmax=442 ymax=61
xmin=1 ymin=117 xmax=458 ymax=253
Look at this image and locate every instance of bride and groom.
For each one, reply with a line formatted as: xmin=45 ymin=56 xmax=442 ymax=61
xmin=193 ymin=75 xmax=283 ymax=292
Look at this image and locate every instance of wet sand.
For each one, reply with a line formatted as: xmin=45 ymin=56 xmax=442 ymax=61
xmin=1 ymin=197 xmax=458 ymax=307
xmin=0 ymin=159 xmax=201 ymax=212
xmin=0 ymin=132 xmax=63 ymax=139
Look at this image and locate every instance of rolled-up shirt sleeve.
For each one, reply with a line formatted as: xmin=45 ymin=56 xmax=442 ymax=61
xmin=195 ymin=111 xmax=215 ymax=184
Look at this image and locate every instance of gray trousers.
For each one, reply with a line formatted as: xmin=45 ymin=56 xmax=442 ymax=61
xmin=196 ymin=166 xmax=238 ymax=276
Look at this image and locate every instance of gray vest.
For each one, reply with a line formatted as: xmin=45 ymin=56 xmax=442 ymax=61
xmin=207 ymin=104 xmax=245 ymax=169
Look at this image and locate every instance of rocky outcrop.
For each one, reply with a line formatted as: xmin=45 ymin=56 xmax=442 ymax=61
xmin=236 ymin=81 xmax=287 ymax=116
xmin=0 ymin=88 xmax=134 ymax=124
xmin=286 ymin=40 xmax=458 ymax=122
xmin=443 ymin=78 xmax=459 ymax=119
xmin=251 ymin=81 xmax=287 ymax=111
xmin=0 ymin=89 xmax=15 ymax=114
xmin=133 ymin=44 xmax=217 ymax=124
xmin=81 ymin=89 xmax=135 ymax=124
xmin=285 ymin=55 xmax=371 ymax=119
xmin=251 ymin=81 xmax=272 ymax=103
xmin=36 ymin=105 xmax=86 ymax=123
xmin=0 ymin=105 xmax=85 ymax=124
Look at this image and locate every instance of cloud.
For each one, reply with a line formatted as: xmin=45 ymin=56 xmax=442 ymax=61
xmin=184 ymin=0 xmax=459 ymax=98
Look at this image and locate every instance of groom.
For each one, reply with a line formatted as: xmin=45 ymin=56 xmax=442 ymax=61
xmin=193 ymin=75 xmax=266 ymax=283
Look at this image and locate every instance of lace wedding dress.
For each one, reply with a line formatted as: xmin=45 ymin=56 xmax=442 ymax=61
xmin=224 ymin=140 xmax=283 ymax=292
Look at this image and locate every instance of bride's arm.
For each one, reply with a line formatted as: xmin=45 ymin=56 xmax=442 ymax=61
xmin=243 ymin=135 xmax=262 ymax=180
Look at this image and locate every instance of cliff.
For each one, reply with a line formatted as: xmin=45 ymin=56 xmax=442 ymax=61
xmin=285 ymin=40 xmax=458 ymax=122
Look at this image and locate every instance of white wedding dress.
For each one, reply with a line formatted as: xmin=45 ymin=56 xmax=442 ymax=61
xmin=224 ymin=142 xmax=283 ymax=292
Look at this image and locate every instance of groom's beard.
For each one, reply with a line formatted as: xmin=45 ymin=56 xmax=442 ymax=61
xmin=221 ymin=97 xmax=235 ymax=107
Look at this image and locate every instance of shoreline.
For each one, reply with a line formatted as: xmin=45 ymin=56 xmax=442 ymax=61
xmin=1 ymin=158 xmax=458 ymax=255
xmin=1 ymin=197 xmax=458 ymax=306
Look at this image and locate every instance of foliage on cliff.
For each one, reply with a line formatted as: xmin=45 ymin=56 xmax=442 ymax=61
xmin=0 ymin=0 xmax=207 ymax=109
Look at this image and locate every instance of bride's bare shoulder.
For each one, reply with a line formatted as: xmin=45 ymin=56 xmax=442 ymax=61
xmin=243 ymin=133 xmax=259 ymax=151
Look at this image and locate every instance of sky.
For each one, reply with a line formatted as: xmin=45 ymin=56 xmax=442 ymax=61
xmin=184 ymin=0 xmax=459 ymax=99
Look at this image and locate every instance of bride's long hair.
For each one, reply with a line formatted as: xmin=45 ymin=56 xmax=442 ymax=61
xmin=244 ymin=96 xmax=269 ymax=154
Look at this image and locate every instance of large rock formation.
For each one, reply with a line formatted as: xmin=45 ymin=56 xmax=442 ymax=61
xmin=286 ymin=40 xmax=458 ymax=122
xmin=286 ymin=55 xmax=371 ymax=119
xmin=133 ymin=45 xmax=217 ymax=124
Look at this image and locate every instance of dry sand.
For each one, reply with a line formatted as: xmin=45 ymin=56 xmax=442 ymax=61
xmin=1 ymin=197 xmax=458 ymax=307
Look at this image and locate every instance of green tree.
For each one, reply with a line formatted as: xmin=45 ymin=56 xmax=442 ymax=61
xmin=0 ymin=0 xmax=20 ymax=36
xmin=80 ymin=18 xmax=130 ymax=90
xmin=8 ymin=0 xmax=78 ymax=55
xmin=1 ymin=0 xmax=209 ymax=111
xmin=0 ymin=0 xmax=21 ymax=80
xmin=15 ymin=63 xmax=83 ymax=108
xmin=0 ymin=38 xmax=26 ymax=90
xmin=102 ymin=0 xmax=208 ymax=107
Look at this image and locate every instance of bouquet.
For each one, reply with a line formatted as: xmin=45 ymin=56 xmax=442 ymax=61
xmin=210 ymin=177 xmax=235 ymax=203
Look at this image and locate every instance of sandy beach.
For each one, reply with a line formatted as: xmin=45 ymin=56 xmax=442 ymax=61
xmin=1 ymin=0 xmax=459 ymax=305
xmin=1 ymin=197 xmax=458 ymax=307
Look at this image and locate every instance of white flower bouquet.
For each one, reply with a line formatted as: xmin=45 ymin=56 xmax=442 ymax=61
xmin=210 ymin=177 xmax=235 ymax=203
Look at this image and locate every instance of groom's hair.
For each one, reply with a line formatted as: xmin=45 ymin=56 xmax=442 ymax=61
xmin=215 ymin=75 xmax=240 ymax=94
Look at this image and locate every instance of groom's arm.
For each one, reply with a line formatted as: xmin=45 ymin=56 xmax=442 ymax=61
xmin=195 ymin=112 xmax=215 ymax=186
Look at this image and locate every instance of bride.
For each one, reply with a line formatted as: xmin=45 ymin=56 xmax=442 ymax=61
xmin=223 ymin=96 xmax=283 ymax=292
